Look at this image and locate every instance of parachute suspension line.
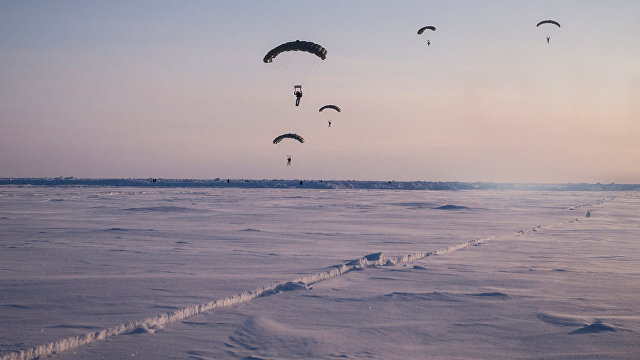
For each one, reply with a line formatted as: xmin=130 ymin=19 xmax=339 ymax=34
xmin=282 ymin=60 xmax=290 ymax=80
xmin=284 ymin=58 xmax=315 ymax=92
xmin=306 ymin=58 xmax=319 ymax=78
xmin=296 ymin=61 xmax=318 ymax=98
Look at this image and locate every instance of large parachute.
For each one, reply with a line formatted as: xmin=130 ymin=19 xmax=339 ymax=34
xmin=319 ymin=105 xmax=341 ymax=112
xmin=536 ymin=20 xmax=560 ymax=28
xmin=263 ymin=40 xmax=328 ymax=63
xmin=273 ymin=133 xmax=305 ymax=144
xmin=417 ymin=26 xmax=436 ymax=34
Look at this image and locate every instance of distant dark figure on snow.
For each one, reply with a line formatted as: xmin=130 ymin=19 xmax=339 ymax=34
xmin=328 ymin=120 xmax=332 ymax=127
xmin=546 ymin=36 xmax=550 ymax=43
xmin=427 ymin=40 xmax=431 ymax=46
xmin=287 ymin=155 xmax=292 ymax=166
xmin=586 ymin=210 xmax=591 ymax=218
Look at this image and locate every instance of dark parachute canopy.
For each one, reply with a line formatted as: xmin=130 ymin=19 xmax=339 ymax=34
xmin=273 ymin=133 xmax=305 ymax=144
xmin=417 ymin=26 xmax=436 ymax=34
xmin=263 ymin=40 xmax=328 ymax=63
xmin=536 ymin=20 xmax=561 ymax=27
xmin=319 ymin=105 xmax=341 ymax=112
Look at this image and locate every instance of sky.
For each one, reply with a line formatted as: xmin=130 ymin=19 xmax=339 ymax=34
xmin=1 ymin=0 xmax=639 ymax=183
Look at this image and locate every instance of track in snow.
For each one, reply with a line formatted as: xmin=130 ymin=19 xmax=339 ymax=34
xmin=0 ymin=204 xmax=599 ymax=360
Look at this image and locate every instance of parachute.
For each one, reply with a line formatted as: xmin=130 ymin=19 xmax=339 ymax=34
xmin=536 ymin=20 xmax=561 ymax=28
xmin=417 ymin=26 xmax=436 ymax=35
xmin=273 ymin=133 xmax=305 ymax=144
xmin=263 ymin=40 xmax=328 ymax=63
xmin=537 ymin=20 xmax=561 ymax=43
xmin=319 ymin=105 xmax=341 ymax=112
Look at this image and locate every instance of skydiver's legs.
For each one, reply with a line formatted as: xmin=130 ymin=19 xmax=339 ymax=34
xmin=295 ymin=96 xmax=301 ymax=106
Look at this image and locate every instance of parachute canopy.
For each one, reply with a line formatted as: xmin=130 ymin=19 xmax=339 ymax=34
xmin=536 ymin=20 xmax=560 ymax=27
xmin=263 ymin=40 xmax=328 ymax=63
xmin=273 ymin=133 xmax=305 ymax=144
xmin=319 ymin=105 xmax=341 ymax=112
xmin=417 ymin=26 xmax=436 ymax=34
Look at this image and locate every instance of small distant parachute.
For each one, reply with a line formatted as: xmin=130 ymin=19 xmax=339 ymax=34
xmin=537 ymin=20 xmax=561 ymax=43
xmin=319 ymin=105 xmax=341 ymax=112
xmin=273 ymin=133 xmax=305 ymax=144
xmin=536 ymin=20 xmax=560 ymax=28
xmin=417 ymin=26 xmax=436 ymax=34
xmin=263 ymin=40 xmax=327 ymax=63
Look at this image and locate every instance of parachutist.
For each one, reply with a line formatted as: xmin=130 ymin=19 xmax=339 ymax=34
xmin=294 ymin=85 xmax=303 ymax=107
xmin=287 ymin=155 xmax=292 ymax=166
xmin=319 ymin=105 xmax=340 ymax=127
xmin=537 ymin=20 xmax=560 ymax=44
xmin=417 ymin=26 xmax=436 ymax=46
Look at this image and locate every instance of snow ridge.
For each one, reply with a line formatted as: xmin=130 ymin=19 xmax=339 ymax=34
xmin=1 ymin=266 xmax=351 ymax=360
xmin=0 ymin=217 xmax=587 ymax=360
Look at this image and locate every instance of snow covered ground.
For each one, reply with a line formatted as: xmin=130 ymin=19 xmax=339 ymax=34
xmin=0 ymin=186 xmax=638 ymax=359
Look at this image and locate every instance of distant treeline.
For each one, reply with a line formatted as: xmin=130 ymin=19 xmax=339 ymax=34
xmin=1 ymin=178 xmax=638 ymax=191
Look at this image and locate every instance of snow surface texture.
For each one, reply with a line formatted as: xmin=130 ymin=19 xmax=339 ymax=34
xmin=0 ymin=187 xmax=638 ymax=359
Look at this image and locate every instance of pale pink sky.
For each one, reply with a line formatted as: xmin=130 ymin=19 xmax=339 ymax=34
xmin=1 ymin=1 xmax=639 ymax=182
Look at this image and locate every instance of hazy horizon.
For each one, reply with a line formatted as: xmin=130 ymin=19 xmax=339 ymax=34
xmin=2 ymin=1 xmax=639 ymax=183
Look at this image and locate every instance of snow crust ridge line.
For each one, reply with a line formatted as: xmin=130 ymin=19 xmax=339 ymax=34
xmin=0 ymin=236 xmax=495 ymax=360
xmin=0 ymin=264 xmax=352 ymax=360
xmin=0 ymin=213 xmax=591 ymax=360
